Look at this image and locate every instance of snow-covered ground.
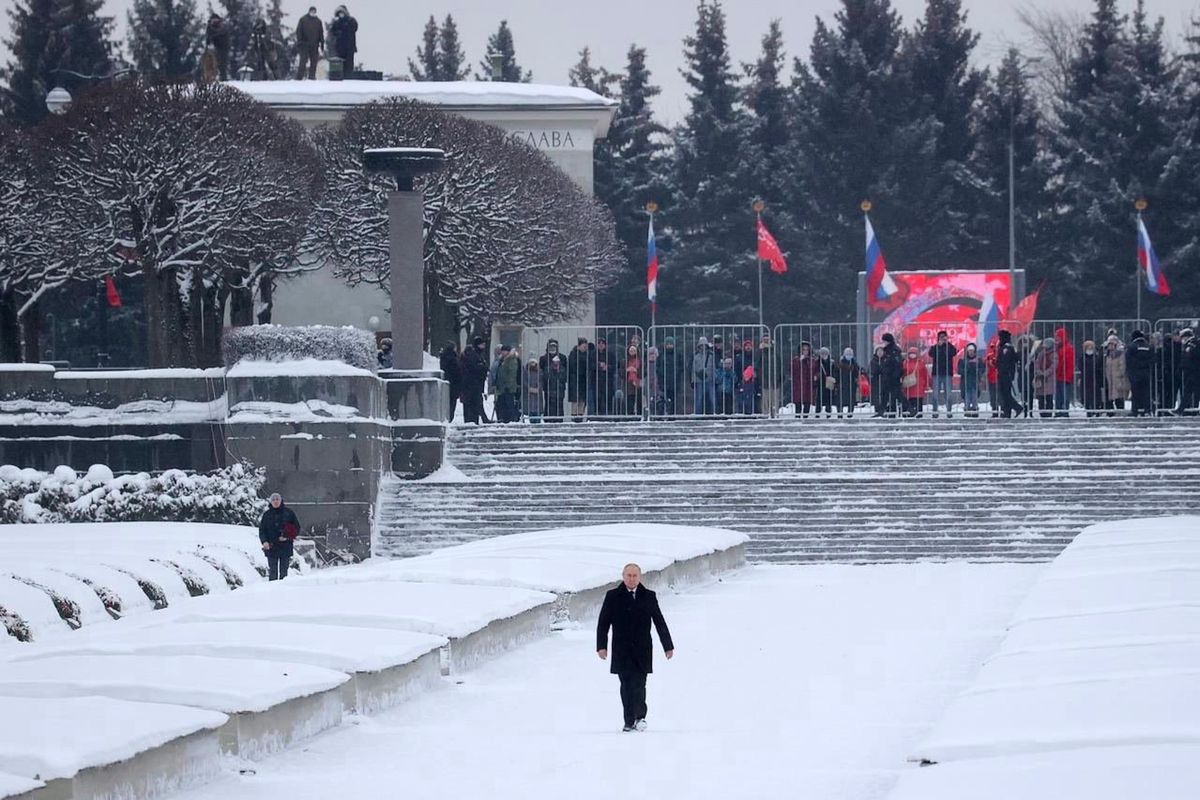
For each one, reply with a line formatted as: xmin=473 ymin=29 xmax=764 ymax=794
xmin=173 ymin=563 xmax=1038 ymax=800
xmin=891 ymin=516 xmax=1200 ymax=800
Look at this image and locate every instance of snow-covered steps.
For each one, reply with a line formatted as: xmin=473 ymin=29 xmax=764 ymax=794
xmin=0 ymin=524 xmax=745 ymax=800
xmin=376 ymin=418 xmax=1200 ymax=563
xmin=889 ymin=516 xmax=1200 ymax=800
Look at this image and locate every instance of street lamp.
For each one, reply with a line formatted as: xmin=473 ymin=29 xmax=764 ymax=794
xmin=45 ymin=87 xmax=72 ymax=114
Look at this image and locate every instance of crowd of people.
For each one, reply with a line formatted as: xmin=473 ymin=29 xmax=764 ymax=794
xmin=427 ymin=326 xmax=1200 ymax=423
xmin=201 ymin=4 xmax=358 ymax=82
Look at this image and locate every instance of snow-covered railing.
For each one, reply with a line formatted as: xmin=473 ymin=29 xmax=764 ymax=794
xmin=888 ymin=515 xmax=1200 ymax=800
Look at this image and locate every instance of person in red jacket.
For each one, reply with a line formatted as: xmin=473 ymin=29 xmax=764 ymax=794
xmin=985 ymin=337 xmax=1000 ymax=417
xmin=901 ymin=346 xmax=931 ymax=417
xmin=790 ymin=341 xmax=818 ymax=417
xmin=1054 ymin=327 xmax=1076 ymax=417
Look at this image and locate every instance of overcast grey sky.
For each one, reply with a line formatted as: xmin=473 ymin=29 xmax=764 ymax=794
xmin=2 ymin=0 xmax=1197 ymax=122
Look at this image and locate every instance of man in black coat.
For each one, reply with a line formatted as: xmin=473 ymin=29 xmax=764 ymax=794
xmin=259 ymin=493 xmax=300 ymax=581
xmin=295 ymin=6 xmax=324 ymax=79
xmin=879 ymin=333 xmax=903 ymax=416
xmin=205 ymin=14 xmax=231 ymax=81
xmin=596 ymin=563 xmax=674 ymax=732
xmin=996 ymin=329 xmax=1022 ymax=418
xmin=439 ymin=342 xmax=462 ymax=421
xmin=1125 ymin=330 xmax=1154 ymax=416
xmin=459 ymin=336 xmax=489 ymax=424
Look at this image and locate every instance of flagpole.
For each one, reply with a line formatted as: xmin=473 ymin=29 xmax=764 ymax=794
xmin=1135 ymin=198 xmax=1146 ymax=324
xmin=753 ymin=199 xmax=765 ymax=332
xmin=648 ymin=201 xmax=657 ymax=331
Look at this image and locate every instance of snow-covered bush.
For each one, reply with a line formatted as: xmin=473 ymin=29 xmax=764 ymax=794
xmin=0 ymin=462 xmax=268 ymax=525
xmin=222 ymin=324 xmax=376 ymax=371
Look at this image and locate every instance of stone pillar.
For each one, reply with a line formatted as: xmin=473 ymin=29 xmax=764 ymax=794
xmin=388 ymin=191 xmax=425 ymax=371
xmin=362 ymin=147 xmax=446 ymax=370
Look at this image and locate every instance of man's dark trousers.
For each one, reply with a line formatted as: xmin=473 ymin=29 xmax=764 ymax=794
xmin=618 ymin=672 xmax=648 ymax=728
xmin=268 ymin=554 xmax=290 ymax=581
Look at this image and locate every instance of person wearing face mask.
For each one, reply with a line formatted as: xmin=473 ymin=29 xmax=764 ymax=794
xmin=901 ymin=346 xmax=930 ymax=417
xmin=957 ymin=342 xmax=983 ymax=416
xmin=295 ymin=6 xmax=325 ymax=80
xmin=329 ymin=5 xmax=358 ymax=73
xmin=1103 ymin=335 xmax=1129 ymax=415
xmin=815 ymin=347 xmax=836 ymax=417
xmin=539 ymin=339 xmax=568 ymax=421
xmin=868 ymin=346 xmax=886 ymax=417
xmin=835 ymin=347 xmax=861 ymax=418
xmin=1079 ymin=339 xmax=1105 ymax=417
xmin=790 ymin=342 xmax=817 ymax=418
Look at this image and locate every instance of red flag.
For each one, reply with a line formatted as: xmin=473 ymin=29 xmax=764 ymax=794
xmin=757 ymin=220 xmax=788 ymax=274
xmin=105 ymin=276 xmax=122 ymax=308
xmin=999 ymin=284 xmax=1041 ymax=336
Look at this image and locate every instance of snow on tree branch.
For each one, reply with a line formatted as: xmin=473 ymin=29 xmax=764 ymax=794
xmin=301 ymin=99 xmax=624 ymax=328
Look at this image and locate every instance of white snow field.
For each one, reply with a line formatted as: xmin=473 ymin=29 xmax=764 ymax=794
xmin=890 ymin=516 xmax=1200 ymax=800
xmin=171 ymin=562 xmax=1038 ymax=800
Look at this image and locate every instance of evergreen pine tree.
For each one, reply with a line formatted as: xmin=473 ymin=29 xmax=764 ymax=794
xmin=895 ymin=0 xmax=986 ymax=265
xmin=476 ymin=20 xmax=531 ymax=82
xmin=439 ymin=14 xmax=469 ymax=80
xmin=1 ymin=0 xmax=114 ymax=126
xmin=737 ymin=20 xmax=800 ymax=324
xmin=409 ymin=15 xmax=439 ymax=80
xmin=666 ymin=0 xmax=752 ymax=322
xmin=1047 ymin=0 xmax=1183 ymax=317
xmin=968 ymin=48 xmax=1050 ymax=278
xmin=791 ymin=0 xmax=916 ymax=318
xmin=1161 ymin=17 xmax=1200 ymax=312
xmin=127 ymin=0 xmax=203 ymax=80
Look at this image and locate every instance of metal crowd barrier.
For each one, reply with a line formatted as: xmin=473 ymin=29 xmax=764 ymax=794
xmin=646 ymin=324 xmax=773 ymax=417
xmin=1153 ymin=317 xmax=1200 ymax=415
xmin=516 ymin=325 xmax=646 ymax=421
xmin=489 ymin=318 xmax=1197 ymax=423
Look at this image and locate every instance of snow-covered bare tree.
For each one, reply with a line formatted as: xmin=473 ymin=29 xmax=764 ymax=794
xmin=34 ymin=80 xmax=320 ymax=367
xmin=0 ymin=122 xmax=79 ymax=361
xmin=302 ymin=99 xmax=623 ymax=343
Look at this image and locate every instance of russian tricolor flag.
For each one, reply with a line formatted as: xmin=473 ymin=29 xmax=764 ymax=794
xmin=647 ymin=217 xmax=659 ymax=305
xmin=865 ymin=214 xmax=898 ymax=309
xmin=1137 ymin=216 xmax=1170 ymax=297
xmin=976 ymin=291 xmax=1000 ymax=351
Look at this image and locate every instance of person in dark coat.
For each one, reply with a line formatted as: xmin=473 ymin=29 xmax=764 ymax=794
xmin=439 ymin=341 xmax=462 ymax=421
xmin=658 ymin=337 xmax=687 ymax=415
xmin=258 ymin=493 xmax=300 ymax=581
xmin=205 ymin=14 xmax=231 ymax=81
xmin=329 ymin=5 xmax=358 ymax=72
xmin=996 ymin=329 xmax=1022 ymax=418
xmin=879 ymin=333 xmax=903 ymax=416
xmin=1180 ymin=329 xmax=1199 ymax=414
xmin=1125 ymin=330 xmax=1154 ymax=416
xmin=815 ymin=347 xmax=836 ymax=417
xmin=295 ymin=6 xmax=324 ymax=79
xmin=1079 ymin=339 xmax=1105 ymax=417
xmin=459 ymin=336 xmax=489 ymax=424
xmin=868 ymin=346 xmax=886 ymax=416
xmin=835 ymin=347 xmax=861 ymax=417
xmin=927 ymin=331 xmax=958 ymax=417
xmin=593 ymin=338 xmax=619 ymax=416
xmin=538 ymin=340 xmax=568 ymax=421
xmin=566 ymin=338 xmax=592 ymax=421
xmin=1152 ymin=332 xmax=1180 ymax=414
xmin=249 ymin=18 xmax=277 ymax=79
xmin=376 ymin=337 xmax=393 ymax=370
xmin=596 ymin=563 xmax=674 ymax=732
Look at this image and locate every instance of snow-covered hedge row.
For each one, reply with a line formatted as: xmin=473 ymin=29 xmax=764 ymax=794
xmin=222 ymin=325 xmax=376 ymax=371
xmin=0 ymin=463 xmax=267 ymax=526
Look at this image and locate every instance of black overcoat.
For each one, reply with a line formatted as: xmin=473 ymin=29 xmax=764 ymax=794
xmin=596 ymin=584 xmax=674 ymax=675
xmin=259 ymin=504 xmax=300 ymax=559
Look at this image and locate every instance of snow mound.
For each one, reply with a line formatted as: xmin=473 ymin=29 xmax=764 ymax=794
xmin=322 ymin=523 xmax=749 ymax=593
xmin=894 ymin=515 xmax=1200 ymax=800
xmin=0 ymin=695 xmax=225 ymax=781
xmin=0 ymin=654 xmax=348 ymax=714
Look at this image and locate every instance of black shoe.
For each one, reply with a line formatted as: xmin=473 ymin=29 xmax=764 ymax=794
xmin=622 ymin=724 xmax=635 ymax=732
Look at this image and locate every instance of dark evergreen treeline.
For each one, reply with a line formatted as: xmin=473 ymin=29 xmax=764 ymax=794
xmin=577 ymin=0 xmax=1200 ymax=325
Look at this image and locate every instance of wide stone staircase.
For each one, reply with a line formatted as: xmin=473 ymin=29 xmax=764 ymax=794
xmin=375 ymin=418 xmax=1200 ymax=563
